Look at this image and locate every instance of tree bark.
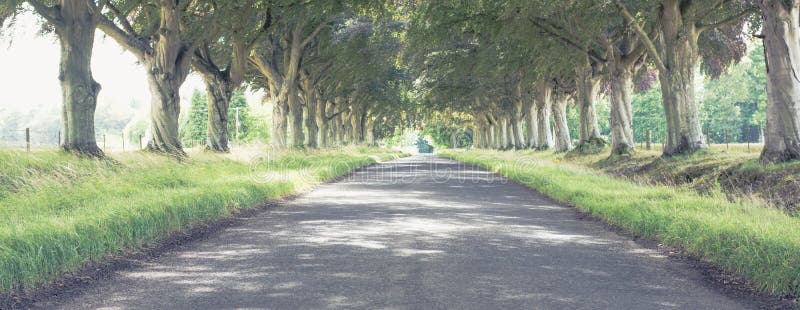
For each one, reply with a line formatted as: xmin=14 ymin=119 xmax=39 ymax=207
xmin=657 ymin=0 xmax=707 ymax=155
xmin=551 ymin=93 xmax=573 ymax=152
xmin=56 ymin=0 xmax=102 ymax=156
xmin=575 ymin=59 xmax=606 ymax=151
xmin=760 ymin=0 xmax=800 ymax=163
xmin=608 ymin=56 xmax=637 ymax=156
xmin=535 ymin=83 xmax=554 ymax=150
xmin=303 ymin=86 xmax=319 ymax=148
xmin=317 ymin=99 xmax=329 ymax=147
xmin=365 ymin=116 xmax=376 ymax=145
xmin=510 ymin=92 xmax=526 ymax=149
xmin=202 ymin=75 xmax=232 ymax=152
xmin=522 ymin=93 xmax=538 ymax=149
xmin=143 ymin=0 xmax=193 ymax=155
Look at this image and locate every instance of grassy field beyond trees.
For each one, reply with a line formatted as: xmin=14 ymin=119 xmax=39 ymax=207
xmin=0 ymin=147 xmax=403 ymax=293
xmin=443 ymin=149 xmax=800 ymax=297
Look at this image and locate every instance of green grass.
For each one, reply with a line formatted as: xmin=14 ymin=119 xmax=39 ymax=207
xmin=442 ymin=149 xmax=800 ymax=297
xmin=0 ymin=146 xmax=404 ymax=293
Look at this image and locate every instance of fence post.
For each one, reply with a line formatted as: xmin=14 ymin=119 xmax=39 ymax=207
xmin=57 ymin=130 xmax=61 ymax=147
xmin=103 ymin=134 xmax=106 ymax=151
xmin=122 ymin=132 xmax=125 ymax=152
xmin=747 ymin=127 xmax=751 ymax=153
xmin=724 ymin=129 xmax=729 ymax=150
xmin=25 ymin=128 xmax=30 ymax=152
xmin=646 ymin=129 xmax=652 ymax=150
xmin=139 ymin=135 xmax=143 ymax=150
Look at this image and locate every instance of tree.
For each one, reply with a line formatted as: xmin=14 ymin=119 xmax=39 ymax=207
xmin=98 ymin=0 xmax=212 ymax=156
xmin=758 ymin=0 xmax=800 ymax=163
xmin=617 ymin=0 xmax=755 ymax=155
xmin=192 ymin=0 xmax=267 ymax=152
xmin=184 ymin=90 xmax=208 ymax=143
xmin=227 ymin=92 xmax=250 ymax=143
xmin=1 ymin=0 xmax=105 ymax=155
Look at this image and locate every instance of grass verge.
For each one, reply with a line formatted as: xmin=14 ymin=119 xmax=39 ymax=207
xmin=0 ymin=146 xmax=404 ymax=293
xmin=442 ymin=149 xmax=800 ymax=298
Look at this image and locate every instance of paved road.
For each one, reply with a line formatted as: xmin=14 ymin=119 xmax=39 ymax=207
xmin=41 ymin=155 xmax=755 ymax=309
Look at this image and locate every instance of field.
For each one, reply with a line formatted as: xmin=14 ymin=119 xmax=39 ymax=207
xmin=0 ymin=146 xmax=404 ymax=293
xmin=442 ymin=149 xmax=800 ymax=297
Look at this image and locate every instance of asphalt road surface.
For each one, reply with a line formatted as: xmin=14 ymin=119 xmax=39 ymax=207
xmin=39 ymin=155 xmax=758 ymax=309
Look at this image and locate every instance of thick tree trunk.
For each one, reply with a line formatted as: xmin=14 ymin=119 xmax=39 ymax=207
xmin=658 ymin=0 xmax=706 ymax=156
xmin=473 ymin=121 xmax=483 ymax=148
xmin=551 ymin=93 xmax=573 ymax=152
xmin=56 ymin=0 xmax=102 ymax=155
xmin=201 ymin=74 xmax=232 ymax=152
xmin=500 ymin=116 xmax=510 ymax=149
xmin=522 ymin=94 xmax=538 ymax=149
xmin=535 ymin=84 xmax=554 ymax=150
xmin=304 ymin=89 xmax=319 ymax=148
xmin=365 ymin=117 xmax=376 ymax=145
xmin=271 ymin=93 xmax=289 ymax=148
xmin=608 ymin=58 xmax=637 ymax=156
xmin=143 ymin=0 xmax=192 ymax=155
xmin=575 ymin=60 xmax=606 ymax=151
xmin=317 ymin=100 xmax=329 ymax=147
xmin=350 ymin=108 xmax=364 ymax=143
xmin=487 ymin=115 xmax=500 ymax=149
xmin=511 ymin=99 xmax=526 ymax=149
xmin=760 ymin=0 xmax=800 ymax=162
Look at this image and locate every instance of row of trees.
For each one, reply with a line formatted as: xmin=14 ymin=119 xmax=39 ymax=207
xmin=405 ymin=0 xmax=800 ymax=163
xmin=1 ymin=0 xmax=410 ymax=157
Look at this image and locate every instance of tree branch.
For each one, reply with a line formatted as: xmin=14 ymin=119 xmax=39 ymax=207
xmin=97 ymin=16 xmax=149 ymax=57
xmin=696 ymin=6 xmax=756 ymax=34
xmin=301 ymin=20 xmax=328 ymax=48
xmin=614 ymin=0 xmax=667 ymax=72
xmin=26 ymin=0 xmax=62 ymax=26
xmin=101 ymin=0 xmax=136 ymax=35
xmin=527 ymin=17 xmax=606 ymax=63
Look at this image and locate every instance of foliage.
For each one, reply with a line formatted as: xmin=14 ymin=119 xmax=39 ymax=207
xmin=227 ymin=92 xmax=251 ymax=142
xmin=182 ymin=90 xmax=208 ymax=143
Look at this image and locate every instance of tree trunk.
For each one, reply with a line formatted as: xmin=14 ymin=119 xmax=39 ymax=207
xmin=658 ymin=0 xmax=706 ymax=156
xmin=365 ymin=117 xmax=376 ymax=145
xmin=535 ymin=83 xmax=554 ymax=150
xmin=523 ymin=94 xmax=538 ymax=149
xmin=499 ymin=116 xmax=510 ymax=149
xmin=304 ymin=89 xmax=319 ymax=148
xmin=511 ymin=100 xmax=526 ymax=149
xmin=56 ymin=0 xmax=102 ymax=156
xmin=760 ymin=0 xmax=800 ymax=163
xmin=575 ymin=60 xmax=606 ymax=151
xmin=201 ymin=74 xmax=232 ymax=152
xmin=552 ymin=93 xmax=573 ymax=152
xmin=350 ymin=108 xmax=363 ymax=143
xmin=473 ymin=121 xmax=483 ymax=148
xmin=317 ymin=99 xmax=329 ymax=147
xmin=608 ymin=57 xmax=637 ymax=156
xmin=143 ymin=0 xmax=193 ymax=155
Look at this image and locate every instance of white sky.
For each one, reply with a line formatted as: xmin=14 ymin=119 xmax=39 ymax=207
xmin=0 ymin=12 xmax=205 ymax=114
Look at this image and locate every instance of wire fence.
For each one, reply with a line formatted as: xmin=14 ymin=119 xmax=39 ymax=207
xmin=0 ymin=128 xmax=211 ymax=152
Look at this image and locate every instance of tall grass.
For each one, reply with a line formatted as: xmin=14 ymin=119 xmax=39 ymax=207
xmin=443 ymin=149 xmax=800 ymax=297
xmin=0 ymin=146 xmax=403 ymax=293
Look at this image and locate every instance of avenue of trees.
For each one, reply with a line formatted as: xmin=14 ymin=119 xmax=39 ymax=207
xmin=1 ymin=0 xmax=410 ymax=157
xmin=2 ymin=0 xmax=800 ymax=164
xmin=406 ymin=0 xmax=800 ymax=163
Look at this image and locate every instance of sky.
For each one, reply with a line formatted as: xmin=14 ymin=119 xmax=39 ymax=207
xmin=0 ymin=12 xmax=206 ymax=115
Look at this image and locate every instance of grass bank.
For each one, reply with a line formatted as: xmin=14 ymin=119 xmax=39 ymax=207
xmin=442 ymin=149 xmax=800 ymax=297
xmin=568 ymin=145 xmax=800 ymax=215
xmin=0 ymin=146 xmax=404 ymax=293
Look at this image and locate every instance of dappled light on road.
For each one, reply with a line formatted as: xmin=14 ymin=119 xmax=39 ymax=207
xmin=42 ymin=156 xmax=750 ymax=309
